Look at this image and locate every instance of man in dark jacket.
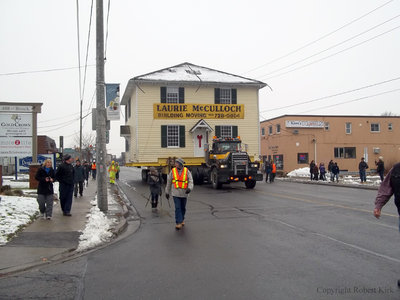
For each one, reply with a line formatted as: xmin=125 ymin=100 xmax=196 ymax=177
xmin=55 ymin=154 xmax=75 ymax=216
xmin=359 ymin=157 xmax=369 ymax=183
xmin=375 ymin=156 xmax=385 ymax=182
xmin=74 ymin=159 xmax=85 ymax=197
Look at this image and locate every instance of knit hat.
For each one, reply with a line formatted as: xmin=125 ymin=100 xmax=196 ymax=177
xmin=175 ymin=158 xmax=185 ymax=166
xmin=64 ymin=154 xmax=71 ymax=161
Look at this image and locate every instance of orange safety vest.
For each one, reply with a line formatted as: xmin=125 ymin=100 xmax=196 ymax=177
xmin=172 ymin=167 xmax=188 ymax=189
xmin=272 ymin=163 xmax=276 ymax=173
xmin=91 ymin=163 xmax=96 ymax=170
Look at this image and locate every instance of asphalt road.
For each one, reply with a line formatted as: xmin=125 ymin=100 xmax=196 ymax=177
xmin=1 ymin=167 xmax=399 ymax=300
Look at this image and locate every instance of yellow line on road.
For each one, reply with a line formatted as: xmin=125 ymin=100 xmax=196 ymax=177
xmin=256 ymin=191 xmax=398 ymax=218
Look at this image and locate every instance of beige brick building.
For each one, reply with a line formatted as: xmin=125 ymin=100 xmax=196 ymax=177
xmin=260 ymin=115 xmax=400 ymax=173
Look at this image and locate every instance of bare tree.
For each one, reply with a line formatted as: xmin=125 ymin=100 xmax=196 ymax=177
xmin=73 ymin=132 xmax=96 ymax=161
xmin=381 ymin=111 xmax=398 ymax=116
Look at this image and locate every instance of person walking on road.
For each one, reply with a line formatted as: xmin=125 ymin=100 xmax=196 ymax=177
xmin=165 ymin=158 xmax=194 ymax=230
xmin=328 ymin=160 xmax=334 ymax=181
xmin=108 ymin=161 xmax=118 ymax=184
xmin=264 ymin=161 xmax=271 ymax=183
xmin=55 ymin=154 xmax=75 ymax=216
xmin=91 ymin=160 xmax=97 ymax=180
xmin=309 ymin=160 xmax=316 ymax=181
xmin=319 ymin=162 xmax=326 ymax=181
xmin=332 ymin=162 xmax=340 ymax=183
xmin=115 ymin=162 xmax=121 ymax=180
xmin=83 ymin=160 xmax=90 ymax=186
xmin=373 ymin=162 xmax=400 ymax=286
xmin=73 ymin=159 xmax=85 ymax=197
xmin=148 ymin=167 xmax=162 ymax=210
xmin=270 ymin=160 xmax=276 ymax=183
xmin=359 ymin=157 xmax=369 ymax=183
xmin=375 ymin=156 xmax=385 ymax=182
xmin=35 ymin=159 xmax=56 ymax=220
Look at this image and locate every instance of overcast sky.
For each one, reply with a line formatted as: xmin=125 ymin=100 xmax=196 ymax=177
xmin=1 ymin=0 xmax=399 ymax=156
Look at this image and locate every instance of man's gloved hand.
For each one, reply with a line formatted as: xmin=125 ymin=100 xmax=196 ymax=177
xmin=166 ymin=194 xmax=169 ymax=200
xmin=185 ymin=189 xmax=190 ymax=194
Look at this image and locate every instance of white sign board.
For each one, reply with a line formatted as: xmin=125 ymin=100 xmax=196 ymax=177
xmin=0 ymin=114 xmax=32 ymax=136
xmin=285 ymin=120 xmax=325 ymax=128
xmin=0 ymin=137 xmax=32 ymax=156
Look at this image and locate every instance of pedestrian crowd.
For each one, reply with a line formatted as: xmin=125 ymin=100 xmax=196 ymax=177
xmin=34 ymin=155 xmax=103 ymax=220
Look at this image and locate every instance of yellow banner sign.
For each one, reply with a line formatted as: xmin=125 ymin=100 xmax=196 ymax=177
xmin=153 ymin=104 xmax=244 ymax=119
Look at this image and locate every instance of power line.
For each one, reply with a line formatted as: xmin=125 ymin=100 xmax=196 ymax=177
xmin=260 ymin=76 xmax=400 ymax=115
xmin=298 ymin=88 xmax=400 ymax=114
xmin=261 ymin=24 xmax=400 ymax=81
xmin=258 ymin=13 xmax=400 ymax=78
xmin=81 ymin=0 xmax=94 ymax=103
xmin=104 ymin=0 xmax=111 ymax=60
xmin=0 ymin=65 xmax=95 ymax=76
xmin=243 ymin=0 xmax=395 ymax=75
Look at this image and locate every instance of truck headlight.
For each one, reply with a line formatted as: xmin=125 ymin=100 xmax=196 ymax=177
xmin=220 ymin=164 xmax=228 ymax=168
xmin=251 ymin=163 xmax=259 ymax=168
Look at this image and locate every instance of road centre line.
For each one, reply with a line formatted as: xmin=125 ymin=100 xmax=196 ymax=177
xmin=257 ymin=191 xmax=398 ymax=218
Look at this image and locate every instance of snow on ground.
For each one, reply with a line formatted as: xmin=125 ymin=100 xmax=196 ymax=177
xmin=0 ymin=195 xmax=38 ymax=245
xmin=286 ymin=167 xmax=382 ymax=186
xmin=76 ymin=189 xmax=118 ymax=252
xmin=0 ymin=174 xmax=116 ymax=250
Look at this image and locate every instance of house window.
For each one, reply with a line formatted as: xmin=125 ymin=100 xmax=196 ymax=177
xmin=273 ymin=154 xmax=284 ymax=170
xmin=334 ymin=147 xmax=356 ymax=158
xmin=345 ymin=122 xmax=352 ymax=134
xmin=261 ymin=127 xmax=265 ymax=136
xmin=161 ymin=125 xmax=185 ymax=148
xmin=276 ymin=124 xmax=281 ymax=134
xmin=298 ymin=153 xmax=309 ymax=164
xmin=371 ymin=123 xmax=380 ymax=132
xmin=388 ymin=123 xmax=393 ymax=131
xmin=324 ymin=122 xmax=330 ymax=130
xmin=215 ymin=125 xmax=238 ymax=138
xmin=166 ymin=87 xmax=179 ymax=103
xmin=268 ymin=125 xmax=273 ymax=135
xmin=220 ymin=88 xmax=232 ymax=104
xmin=167 ymin=125 xmax=179 ymax=147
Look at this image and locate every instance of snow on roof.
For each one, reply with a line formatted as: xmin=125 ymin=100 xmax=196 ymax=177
xmin=133 ymin=62 xmax=267 ymax=87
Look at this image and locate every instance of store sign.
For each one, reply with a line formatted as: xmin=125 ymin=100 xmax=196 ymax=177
xmin=17 ymin=154 xmax=55 ymax=172
xmin=285 ymin=120 xmax=324 ymax=128
xmin=0 ymin=137 xmax=32 ymax=156
xmin=0 ymin=114 xmax=32 ymax=136
xmin=153 ymin=104 xmax=244 ymax=119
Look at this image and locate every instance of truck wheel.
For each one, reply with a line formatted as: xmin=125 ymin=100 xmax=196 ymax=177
xmin=245 ymin=180 xmax=256 ymax=189
xmin=141 ymin=169 xmax=148 ymax=183
xmin=211 ymin=169 xmax=222 ymax=189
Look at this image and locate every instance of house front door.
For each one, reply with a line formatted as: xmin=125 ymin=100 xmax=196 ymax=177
xmin=193 ymin=129 xmax=207 ymax=157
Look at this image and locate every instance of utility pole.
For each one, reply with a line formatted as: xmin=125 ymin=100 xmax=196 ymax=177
xmin=96 ymin=0 xmax=108 ymax=212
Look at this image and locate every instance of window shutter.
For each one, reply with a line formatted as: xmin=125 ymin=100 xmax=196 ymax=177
xmin=179 ymin=87 xmax=184 ymax=103
xmin=179 ymin=125 xmax=185 ymax=148
xmin=214 ymin=88 xmax=220 ymax=104
xmin=231 ymin=89 xmax=237 ymax=104
xmin=215 ymin=126 xmax=221 ymax=137
xmin=232 ymin=126 xmax=238 ymax=138
xmin=161 ymin=125 xmax=167 ymax=148
xmin=160 ymin=87 xmax=166 ymax=103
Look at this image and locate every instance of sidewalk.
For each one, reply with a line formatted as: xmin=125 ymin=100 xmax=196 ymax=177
xmin=0 ymin=180 xmax=129 ymax=276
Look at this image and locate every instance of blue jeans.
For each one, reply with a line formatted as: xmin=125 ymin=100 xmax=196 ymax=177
xmin=173 ymin=196 xmax=187 ymax=224
xmin=359 ymin=170 xmax=366 ymax=182
xmin=59 ymin=183 xmax=74 ymax=213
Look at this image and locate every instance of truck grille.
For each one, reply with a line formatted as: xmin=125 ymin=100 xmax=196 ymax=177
xmin=231 ymin=152 xmax=249 ymax=175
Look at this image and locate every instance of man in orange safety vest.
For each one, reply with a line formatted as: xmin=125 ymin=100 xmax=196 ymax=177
xmin=165 ymin=157 xmax=194 ymax=230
